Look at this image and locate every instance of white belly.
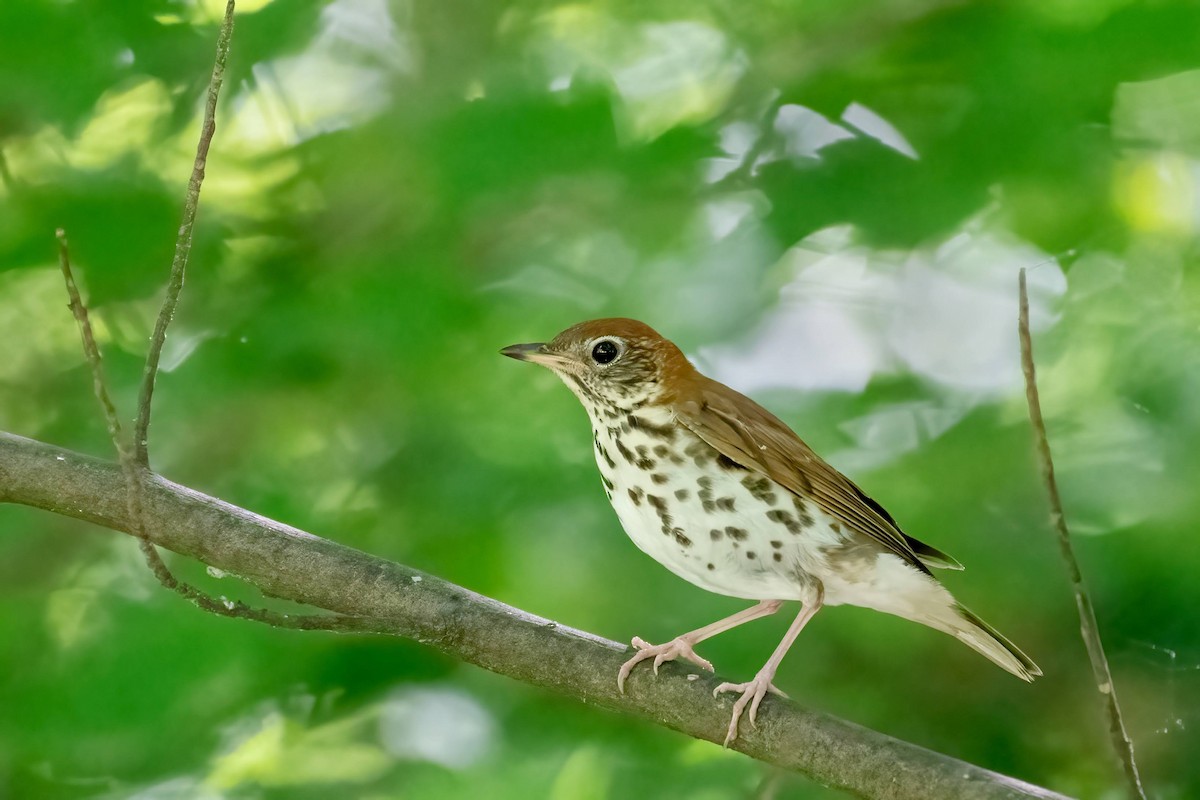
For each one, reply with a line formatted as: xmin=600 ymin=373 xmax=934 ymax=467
xmin=587 ymin=408 xmax=942 ymax=612
xmin=589 ymin=408 xmax=838 ymax=600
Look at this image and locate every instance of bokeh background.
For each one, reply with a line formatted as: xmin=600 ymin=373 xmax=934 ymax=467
xmin=2 ymin=0 xmax=1199 ymax=798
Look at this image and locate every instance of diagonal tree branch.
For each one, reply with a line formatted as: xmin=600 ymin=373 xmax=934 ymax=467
xmin=0 ymin=431 xmax=1071 ymax=800
xmin=1017 ymin=270 xmax=1146 ymax=800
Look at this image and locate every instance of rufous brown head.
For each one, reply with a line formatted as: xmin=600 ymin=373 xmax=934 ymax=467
xmin=501 ymin=318 xmax=694 ymax=413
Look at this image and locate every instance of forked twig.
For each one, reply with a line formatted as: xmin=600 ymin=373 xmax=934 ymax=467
xmin=134 ymin=0 xmax=237 ymax=467
xmin=54 ymin=1 xmax=357 ymax=633
xmin=57 ymin=231 xmax=354 ymax=631
xmin=1017 ymin=268 xmax=1147 ymax=800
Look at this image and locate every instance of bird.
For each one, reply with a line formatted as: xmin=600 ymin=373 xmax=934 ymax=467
xmin=501 ymin=318 xmax=1039 ymax=745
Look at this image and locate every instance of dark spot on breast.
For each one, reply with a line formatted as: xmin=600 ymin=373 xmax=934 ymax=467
xmin=593 ymin=432 xmax=616 ymax=469
xmin=628 ymin=415 xmax=677 ymax=441
xmin=647 ymin=495 xmax=673 ymax=532
xmin=605 ymin=490 xmax=613 ymax=500
xmin=767 ymin=509 xmax=805 ymax=535
xmin=614 ymin=437 xmax=635 ymax=463
xmin=792 ymin=497 xmax=815 ymax=527
xmin=770 ymin=540 xmax=782 ymax=549
xmin=707 ymin=563 xmax=715 ymax=570
xmin=674 ymin=488 xmax=690 ymax=501
xmin=746 ymin=551 xmax=756 ymax=560
xmin=716 ymin=454 xmax=745 ymax=471
xmin=653 ymin=445 xmax=669 ymax=458
xmin=830 ymin=522 xmax=841 ymax=534
xmin=716 ymin=496 xmax=735 ymax=512
xmin=673 ymin=530 xmax=692 ymax=547
xmin=710 ymin=528 xmax=723 ymax=540
xmin=628 ymin=487 xmax=643 ymax=506
xmin=741 ymin=475 xmax=778 ymax=505
xmin=684 ymin=439 xmax=712 ymax=467
xmin=600 ymin=474 xmax=614 ymax=491
xmin=725 ymin=526 xmax=748 ymax=541
xmin=651 ymin=473 xmax=669 ymax=485
xmin=773 ymin=552 xmax=782 ymax=562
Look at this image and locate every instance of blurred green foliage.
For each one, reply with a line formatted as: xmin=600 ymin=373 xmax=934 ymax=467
xmin=2 ymin=0 xmax=1199 ymax=798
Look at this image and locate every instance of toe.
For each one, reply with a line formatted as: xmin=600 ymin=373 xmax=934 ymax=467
xmin=712 ymin=681 xmax=737 ymax=699
xmin=722 ymin=718 xmax=738 ymax=748
xmin=617 ymin=650 xmax=651 ymax=693
xmin=748 ymin=688 xmax=766 ymax=728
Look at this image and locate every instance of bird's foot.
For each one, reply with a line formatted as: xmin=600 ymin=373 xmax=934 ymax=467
xmin=712 ymin=673 xmax=788 ymax=746
xmin=617 ymin=635 xmax=715 ymax=693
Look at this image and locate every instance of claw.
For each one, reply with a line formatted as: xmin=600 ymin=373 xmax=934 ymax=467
xmin=713 ymin=675 xmax=785 ymax=746
xmin=616 ymin=635 xmax=716 ymax=693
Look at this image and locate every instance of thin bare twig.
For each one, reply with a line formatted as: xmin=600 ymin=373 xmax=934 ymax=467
xmin=134 ymin=0 xmax=236 ymax=466
xmin=54 ymin=4 xmax=353 ymax=633
xmin=1017 ymin=269 xmax=1146 ymax=800
xmin=57 ymin=230 xmax=353 ymax=631
xmin=57 ymin=229 xmax=160 ymax=571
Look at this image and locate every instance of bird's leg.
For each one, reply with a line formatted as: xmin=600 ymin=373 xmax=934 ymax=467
xmin=617 ymin=599 xmax=784 ymax=693
xmin=714 ymin=584 xmax=824 ymax=746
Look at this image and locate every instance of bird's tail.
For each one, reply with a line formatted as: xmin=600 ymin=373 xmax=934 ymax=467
xmin=926 ymin=602 xmax=1041 ymax=681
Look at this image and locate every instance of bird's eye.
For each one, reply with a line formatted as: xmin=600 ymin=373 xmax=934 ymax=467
xmin=591 ymin=339 xmax=620 ymax=365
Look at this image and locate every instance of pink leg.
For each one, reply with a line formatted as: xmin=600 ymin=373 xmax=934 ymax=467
xmin=714 ymin=585 xmax=824 ymax=746
xmin=617 ymin=599 xmax=784 ymax=693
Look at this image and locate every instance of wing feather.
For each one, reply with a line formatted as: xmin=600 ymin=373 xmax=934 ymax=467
xmin=673 ymin=377 xmax=960 ymax=575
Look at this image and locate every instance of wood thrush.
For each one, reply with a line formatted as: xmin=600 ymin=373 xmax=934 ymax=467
xmin=502 ymin=318 xmax=1039 ymax=745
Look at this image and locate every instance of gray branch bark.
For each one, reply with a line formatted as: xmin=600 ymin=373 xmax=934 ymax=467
xmin=0 ymin=431 xmax=1071 ymax=800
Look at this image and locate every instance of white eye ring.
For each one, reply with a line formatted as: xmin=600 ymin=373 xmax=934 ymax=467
xmin=590 ymin=338 xmax=622 ymax=365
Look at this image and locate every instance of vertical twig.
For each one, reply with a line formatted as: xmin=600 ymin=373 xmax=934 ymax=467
xmin=53 ymin=5 xmax=355 ymax=633
xmin=58 ymin=231 xmax=357 ymax=631
xmin=58 ymin=230 xmax=188 ymax=591
xmin=1017 ymin=269 xmax=1147 ymax=800
xmin=134 ymin=0 xmax=237 ymax=466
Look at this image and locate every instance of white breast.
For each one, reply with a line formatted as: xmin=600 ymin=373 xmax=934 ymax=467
xmin=588 ymin=406 xmax=839 ymax=601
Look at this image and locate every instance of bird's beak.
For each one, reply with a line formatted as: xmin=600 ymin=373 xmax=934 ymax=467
xmin=500 ymin=342 xmax=569 ymax=368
